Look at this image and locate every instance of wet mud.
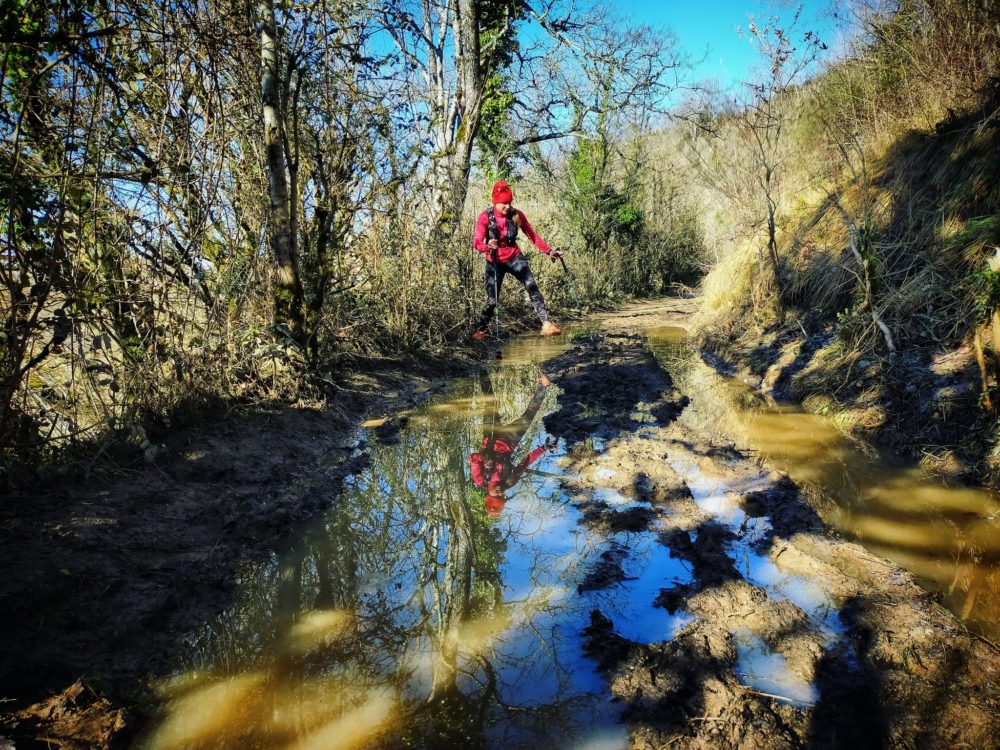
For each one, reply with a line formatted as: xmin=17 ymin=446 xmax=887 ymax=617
xmin=543 ymin=301 xmax=1000 ymax=749
xmin=0 ymin=362 xmax=466 ymax=748
xmin=2 ymin=299 xmax=999 ymax=749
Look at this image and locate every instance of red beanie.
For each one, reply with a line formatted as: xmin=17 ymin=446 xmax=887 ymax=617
xmin=485 ymin=493 xmax=506 ymax=517
xmin=491 ymin=180 xmax=513 ymax=204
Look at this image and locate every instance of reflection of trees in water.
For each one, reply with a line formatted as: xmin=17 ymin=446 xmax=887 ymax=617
xmin=162 ymin=366 xmax=582 ymax=748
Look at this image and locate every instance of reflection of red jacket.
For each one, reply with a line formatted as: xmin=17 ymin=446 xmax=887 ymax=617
xmin=470 ymin=437 xmax=547 ymax=495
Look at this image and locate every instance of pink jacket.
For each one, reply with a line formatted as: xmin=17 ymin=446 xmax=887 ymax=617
xmin=473 ymin=208 xmax=552 ymax=264
xmin=470 ymin=439 xmax=548 ymax=495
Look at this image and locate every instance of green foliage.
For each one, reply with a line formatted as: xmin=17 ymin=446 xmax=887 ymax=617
xmin=555 ymin=132 xmax=703 ymax=301
xmin=476 ymin=71 xmax=517 ymax=182
xmin=474 ymin=0 xmax=525 ymax=180
xmin=565 ymin=140 xmax=644 ymax=252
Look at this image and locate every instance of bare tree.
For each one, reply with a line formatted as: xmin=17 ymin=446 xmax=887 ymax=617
xmin=377 ymin=0 xmax=497 ymax=240
xmin=737 ymin=5 xmax=826 ymax=299
xmin=258 ymin=0 xmax=305 ymax=343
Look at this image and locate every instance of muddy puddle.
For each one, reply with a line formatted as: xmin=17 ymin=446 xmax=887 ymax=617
xmin=134 ymin=320 xmax=1000 ymax=749
xmin=645 ymin=325 xmax=1000 ymax=641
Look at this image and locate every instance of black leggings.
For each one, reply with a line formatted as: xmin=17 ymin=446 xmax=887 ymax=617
xmin=476 ymin=254 xmax=550 ymax=331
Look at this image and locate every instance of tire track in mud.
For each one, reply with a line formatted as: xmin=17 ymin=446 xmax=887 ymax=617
xmin=540 ymin=328 xmax=999 ymax=749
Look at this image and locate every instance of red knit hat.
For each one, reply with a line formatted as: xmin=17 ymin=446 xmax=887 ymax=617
xmin=491 ymin=180 xmax=513 ymax=204
xmin=485 ymin=493 xmax=506 ymax=517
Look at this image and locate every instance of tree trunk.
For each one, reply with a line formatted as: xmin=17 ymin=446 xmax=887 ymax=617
xmin=430 ymin=0 xmax=484 ymax=242
xmin=258 ymin=0 xmax=304 ymax=343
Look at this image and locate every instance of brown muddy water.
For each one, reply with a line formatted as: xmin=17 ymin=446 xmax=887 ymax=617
xmin=646 ymin=325 xmax=1000 ymax=642
xmin=135 ymin=324 xmax=999 ymax=750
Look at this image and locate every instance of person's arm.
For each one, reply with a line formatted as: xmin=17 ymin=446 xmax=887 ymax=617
xmin=523 ymin=444 xmax=548 ymax=466
xmin=515 ymin=209 xmax=551 ymax=254
xmin=505 ymin=443 xmax=551 ymax=490
xmin=473 ymin=211 xmax=491 ymax=255
xmin=470 ymin=453 xmax=485 ymax=487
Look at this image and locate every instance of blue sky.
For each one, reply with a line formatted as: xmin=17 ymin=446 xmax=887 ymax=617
xmin=612 ymin=1 xmax=842 ymax=90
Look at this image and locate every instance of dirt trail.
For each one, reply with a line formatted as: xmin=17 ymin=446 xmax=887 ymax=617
xmin=2 ymin=298 xmax=998 ymax=749
xmin=541 ymin=298 xmax=999 ymax=749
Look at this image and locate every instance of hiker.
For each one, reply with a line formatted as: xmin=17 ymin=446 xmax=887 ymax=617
xmin=470 ymin=372 xmax=555 ymax=517
xmin=472 ymin=180 xmax=563 ymax=341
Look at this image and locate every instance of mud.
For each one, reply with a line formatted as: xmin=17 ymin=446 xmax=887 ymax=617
xmin=3 ymin=299 xmax=999 ymax=749
xmin=0 ymin=357 xmax=473 ymax=748
xmin=700 ymin=320 xmax=987 ymax=481
xmin=540 ymin=300 xmax=1000 ymax=749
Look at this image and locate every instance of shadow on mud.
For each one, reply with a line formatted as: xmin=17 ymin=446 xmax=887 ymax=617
xmin=542 ymin=332 xmax=688 ymax=450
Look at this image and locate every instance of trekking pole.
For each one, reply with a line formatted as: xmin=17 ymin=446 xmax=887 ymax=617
xmin=491 ymin=247 xmax=503 ymax=359
xmin=557 ymin=253 xmax=586 ymax=310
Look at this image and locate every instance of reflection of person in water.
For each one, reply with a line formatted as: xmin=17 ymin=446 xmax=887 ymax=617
xmin=470 ymin=372 xmax=555 ymax=517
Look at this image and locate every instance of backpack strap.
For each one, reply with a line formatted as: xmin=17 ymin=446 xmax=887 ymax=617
xmin=487 ymin=207 xmax=519 ymax=246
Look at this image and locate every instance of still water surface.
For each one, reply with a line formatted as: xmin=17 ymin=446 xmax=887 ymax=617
xmin=138 ymin=323 xmax=999 ymax=749
xmin=647 ymin=325 xmax=1000 ymax=640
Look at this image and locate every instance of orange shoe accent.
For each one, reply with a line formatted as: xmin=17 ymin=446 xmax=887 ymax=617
xmin=472 ymin=329 xmax=488 ymax=342
xmin=540 ymin=321 xmax=561 ymax=336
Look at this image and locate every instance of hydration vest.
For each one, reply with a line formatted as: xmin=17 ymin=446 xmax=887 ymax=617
xmin=487 ymin=207 xmax=520 ymax=248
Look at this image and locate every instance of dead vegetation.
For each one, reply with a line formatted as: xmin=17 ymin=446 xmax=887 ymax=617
xmin=668 ymin=0 xmax=1000 ymax=484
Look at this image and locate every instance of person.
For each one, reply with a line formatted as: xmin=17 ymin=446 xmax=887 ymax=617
xmin=470 ymin=372 xmax=555 ymax=517
xmin=472 ymin=180 xmax=563 ymax=341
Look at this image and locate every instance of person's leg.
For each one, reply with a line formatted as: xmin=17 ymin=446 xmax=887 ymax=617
xmin=507 ymin=255 xmax=560 ymax=334
xmin=494 ymin=385 xmax=549 ymax=446
xmin=506 ymin=255 xmax=550 ymax=323
xmin=478 ymin=370 xmax=500 ymax=429
xmin=475 ymin=260 xmax=507 ymax=333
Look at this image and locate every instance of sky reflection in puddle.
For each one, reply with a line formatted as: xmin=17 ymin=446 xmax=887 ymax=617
xmin=148 ymin=356 xmax=651 ymax=749
xmin=734 ymin=631 xmax=819 ymax=706
xmin=147 ymin=317 xmax=987 ymax=747
xmin=593 ymin=528 xmax=693 ymax=643
xmin=663 ymin=444 xmax=839 ymax=705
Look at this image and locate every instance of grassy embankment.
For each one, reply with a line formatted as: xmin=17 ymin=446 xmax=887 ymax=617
xmin=667 ymin=2 xmax=1000 ymax=483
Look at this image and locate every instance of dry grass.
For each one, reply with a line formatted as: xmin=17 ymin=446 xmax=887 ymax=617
xmin=682 ymin=0 xmax=1000 ymax=359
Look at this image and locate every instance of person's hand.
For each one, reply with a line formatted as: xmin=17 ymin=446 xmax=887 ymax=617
xmin=487 ymin=239 xmax=499 ymax=249
xmin=549 ymin=248 xmax=563 ymax=261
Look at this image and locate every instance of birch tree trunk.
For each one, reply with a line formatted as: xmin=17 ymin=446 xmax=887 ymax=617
xmin=429 ymin=0 xmax=484 ymax=242
xmin=258 ymin=0 xmax=304 ymax=343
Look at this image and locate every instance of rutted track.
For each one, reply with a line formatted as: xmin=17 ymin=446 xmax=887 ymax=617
xmin=538 ymin=303 xmax=999 ymax=749
xmin=2 ymin=298 xmax=998 ymax=749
